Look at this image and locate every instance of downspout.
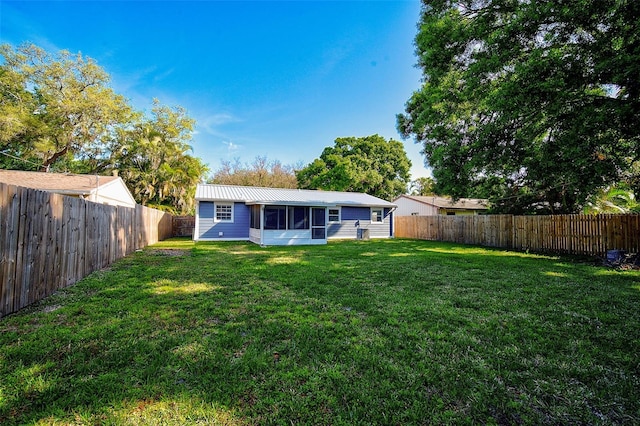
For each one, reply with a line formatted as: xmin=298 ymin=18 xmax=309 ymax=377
xmin=388 ymin=206 xmax=397 ymax=238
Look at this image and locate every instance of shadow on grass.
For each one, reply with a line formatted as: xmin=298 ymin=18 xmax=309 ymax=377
xmin=1 ymin=239 xmax=639 ymax=425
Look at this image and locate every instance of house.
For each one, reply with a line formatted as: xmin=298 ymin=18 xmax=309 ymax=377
xmin=0 ymin=169 xmax=137 ymax=208
xmin=194 ymin=184 xmax=396 ymax=245
xmin=393 ymin=194 xmax=488 ymax=216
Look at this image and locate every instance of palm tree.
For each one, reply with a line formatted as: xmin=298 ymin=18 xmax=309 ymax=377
xmin=584 ymin=186 xmax=640 ymax=214
xmin=107 ymin=102 xmax=208 ymax=214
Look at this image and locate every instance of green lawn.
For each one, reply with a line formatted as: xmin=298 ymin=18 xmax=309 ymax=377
xmin=1 ymin=239 xmax=639 ymax=425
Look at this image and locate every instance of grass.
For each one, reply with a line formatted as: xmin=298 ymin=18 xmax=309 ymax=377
xmin=1 ymin=238 xmax=639 ymax=425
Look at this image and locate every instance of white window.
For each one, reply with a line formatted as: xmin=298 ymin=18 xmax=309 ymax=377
xmin=215 ymin=203 xmax=233 ymax=222
xmin=371 ymin=208 xmax=384 ymax=223
xmin=328 ymin=208 xmax=340 ymax=223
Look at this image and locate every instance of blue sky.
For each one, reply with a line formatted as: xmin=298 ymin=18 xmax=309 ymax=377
xmin=0 ymin=0 xmax=430 ymax=179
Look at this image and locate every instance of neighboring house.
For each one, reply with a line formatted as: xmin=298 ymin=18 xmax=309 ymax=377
xmin=0 ymin=169 xmax=137 ymax=208
xmin=393 ymin=194 xmax=489 ymax=216
xmin=195 ymin=184 xmax=396 ymax=245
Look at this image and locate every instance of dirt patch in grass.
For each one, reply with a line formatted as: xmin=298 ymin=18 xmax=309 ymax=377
xmin=147 ymin=249 xmax=190 ymax=257
xmin=40 ymin=305 xmax=62 ymax=313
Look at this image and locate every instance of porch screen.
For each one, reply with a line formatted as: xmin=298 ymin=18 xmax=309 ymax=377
xmin=264 ymin=206 xmax=286 ymax=230
xmin=264 ymin=206 xmax=311 ymax=230
xmin=250 ymin=205 xmax=261 ymax=229
xmin=312 ymin=208 xmax=326 ymax=239
xmin=288 ymin=206 xmax=309 ymax=230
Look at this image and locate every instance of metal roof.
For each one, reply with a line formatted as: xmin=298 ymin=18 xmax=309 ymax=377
xmin=394 ymin=194 xmax=489 ymax=210
xmin=196 ymin=184 xmax=396 ymax=207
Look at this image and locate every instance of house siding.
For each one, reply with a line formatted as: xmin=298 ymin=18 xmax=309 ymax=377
xmin=341 ymin=206 xmax=371 ymax=221
xmin=93 ymin=180 xmax=137 ymax=208
xmin=193 ymin=184 xmax=397 ymax=245
xmin=394 ymin=195 xmax=487 ymax=216
xmin=328 ymin=207 xmax=393 ymax=239
xmin=262 ymin=230 xmax=325 ymax=246
xmin=249 ymin=228 xmax=261 ymax=244
xmin=197 ymin=202 xmax=250 ymax=239
xmin=327 ymin=221 xmax=359 ymax=239
xmin=394 ymin=197 xmax=439 ymax=216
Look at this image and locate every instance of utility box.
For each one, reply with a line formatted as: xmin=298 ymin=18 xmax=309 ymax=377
xmin=357 ymin=228 xmax=370 ymax=240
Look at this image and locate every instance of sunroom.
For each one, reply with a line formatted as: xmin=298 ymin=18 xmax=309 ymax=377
xmin=248 ymin=203 xmax=331 ymax=245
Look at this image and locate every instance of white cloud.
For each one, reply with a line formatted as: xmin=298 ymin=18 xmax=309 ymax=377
xmin=153 ymin=67 xmax=175 ymax=83
xmin=199 ymin=112 xmax=242 ymax=137
xmin=208 ymin=113 xmax=239 ymax=126
xmin=222 ymin=140 xmax=241 ymax=153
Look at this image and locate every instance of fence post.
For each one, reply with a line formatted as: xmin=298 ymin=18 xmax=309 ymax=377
xmin=393 ymin=212 xmax=638 ymax=257
xmin=0 ymin=183 xmax=175 ymax=319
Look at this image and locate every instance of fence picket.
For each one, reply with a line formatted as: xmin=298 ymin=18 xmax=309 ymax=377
xmin=395 ymin=213 xmax=640 ymax=257
xmin=0 ymin=182 xmax=173 ymax=318
xmin=1 ymin=184 xmax=20 ymax=316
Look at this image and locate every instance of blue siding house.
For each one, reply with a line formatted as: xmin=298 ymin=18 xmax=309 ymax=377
xmin=194 ymin=184 xmax=396 ymax=246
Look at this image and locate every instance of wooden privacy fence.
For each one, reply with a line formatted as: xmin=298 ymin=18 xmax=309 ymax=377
xmin=0 ymin=182 xmax=173 ymax=318
xmin=172 ymin=215 xmax=195 ymax=237
xmin=395 ymin=214 xmax=640 ymax=256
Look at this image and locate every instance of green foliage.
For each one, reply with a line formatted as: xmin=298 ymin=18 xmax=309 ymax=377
xmin=296 ymin=135 xmax=411 ymax=200
xmin=0 ymin=43 xmax=209 ymax=214
xmin=584 ymin=184 xmax=640 ymax=214
xmin=209 ymin=156 xmax=299 ymax=188
xmin=0 ymin=43 xmax=134 ymax=170
xmin=0 ymin=67 xmax=41 ymax=168
xmin=409 ymin=176 xmax=436 ymax=195
xmin=105 ymin=100 xmax=209 ymax=214
xmin=1 ymin=239 xmax=639 ymax=424
xmin=398 ymin=0 xmax=640 ymax=213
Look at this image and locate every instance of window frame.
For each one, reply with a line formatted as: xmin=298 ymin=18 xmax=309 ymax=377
xmin=215 ymin=202 xmax=234 ymax=222
xmin=328 ymin=207 xmax=341 ymax=223
xmin=264 ymin=205 xmax=287 ymax=230
xmin=288 ymin=206 xmax=310 ymax=230
xmin=250 ymin=205 xmax=261 ymax=229
xmin=371 ymin=207 xmax=384 ymax=224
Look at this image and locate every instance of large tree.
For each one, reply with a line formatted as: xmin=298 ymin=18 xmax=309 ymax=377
xmin=209 ymin=156 xmax=299 ymax=188
xmin=106 ymin=101 xmax=208 ymax=214
xmin=296 ymin=135 xmax=411 ymax=200
xmin=409 ymin=176 xmax=436 ymax=196
xmin=0 ymin=43 xmax=133 ymax=171
xmin=1 ymin=43 xmax=209 ymax=214
xmin=397 ymin=0 xmax=640 ymax=213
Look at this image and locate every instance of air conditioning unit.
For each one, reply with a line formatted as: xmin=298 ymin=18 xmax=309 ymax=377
xmin=357 ymin=228 xmax=370 ymax=240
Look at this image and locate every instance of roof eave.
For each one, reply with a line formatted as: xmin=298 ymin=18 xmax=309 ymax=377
xmin=195 ymin=197 xmax=395 ymax=208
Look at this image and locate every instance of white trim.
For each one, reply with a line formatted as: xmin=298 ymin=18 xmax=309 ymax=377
xmin=328 ymin=207 xmax=341 ymax=223
xmin=249 ymin=227 xmax=261 ymax=244
xmin=311 ymin=207 xmax=327 ymax=240
xmin=260 ymin=205 xmax=265 ymax=244
xmin=371 ymin=207 xmax=384 ymax=224
xmin=262 ymin=229 xmax=326 ymax=246
xmin=98 ymin=177 xmax=137 ymax=207
xmin=215 ymin=202 xmax=234 ymax=223
xmin=193 ymin=200 xmax=200 ymax=241
xmin=196 ymin=238 xmax=249 ymax=242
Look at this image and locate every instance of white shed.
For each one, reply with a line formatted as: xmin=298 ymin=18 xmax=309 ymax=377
xmin=393 ymin=195 xmax=488 ymax=216
xmin=0 ymin=170 xmax=137 ymax=208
